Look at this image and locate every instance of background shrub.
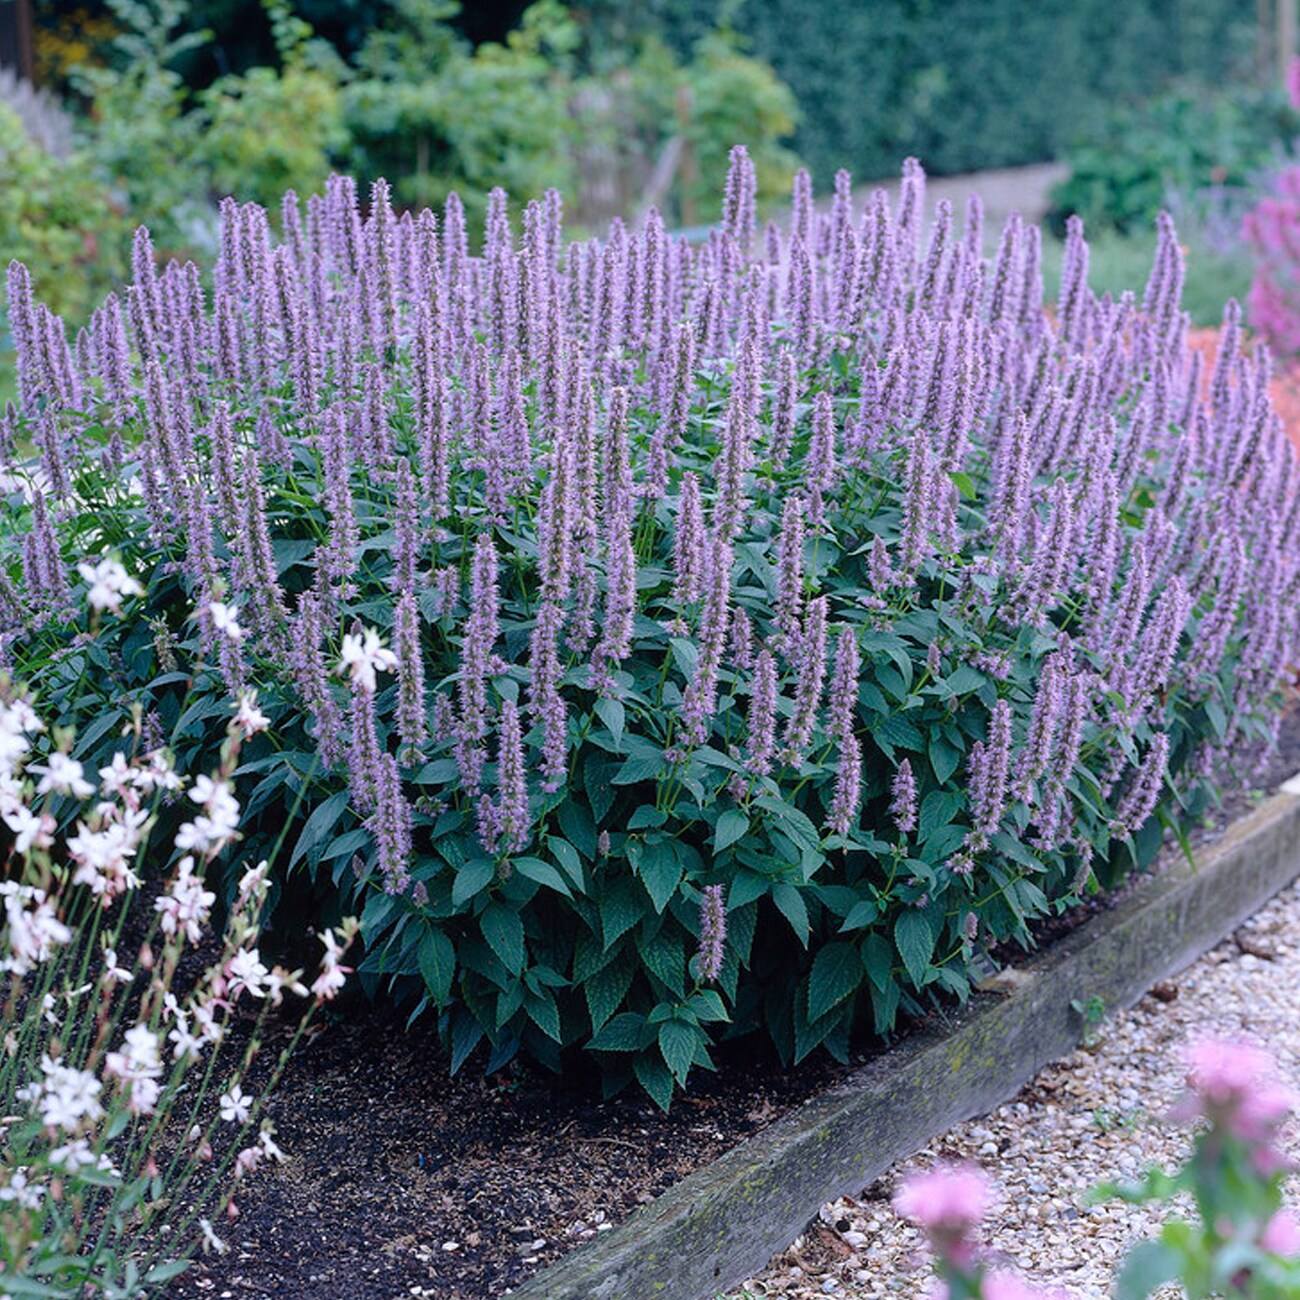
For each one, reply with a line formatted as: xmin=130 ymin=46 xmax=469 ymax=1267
xmin=1 ymin=154 xmax=1296 ymax=1107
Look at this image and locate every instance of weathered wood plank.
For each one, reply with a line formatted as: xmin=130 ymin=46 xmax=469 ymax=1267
xmin=512 ymin=790 xmax=1300 ymax=1300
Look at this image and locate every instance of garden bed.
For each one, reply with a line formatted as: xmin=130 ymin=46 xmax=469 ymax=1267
xmin=173 ymin=708 xmax=1300 ymax=1300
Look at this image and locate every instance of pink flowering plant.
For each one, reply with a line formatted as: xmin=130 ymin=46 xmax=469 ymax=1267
xmin=893 ymin=1163 xmax=1064 ymax=1299
xmin=0 ymin=675 xmax=357 ymax=1296
xmin=2 ymin=149 xmax=1297 ymax=1107
xmin=1099 ymin=1037 xmax=1300 ymax=1298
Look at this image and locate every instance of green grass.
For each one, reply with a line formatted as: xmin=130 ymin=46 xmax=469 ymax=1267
xmin=1040 ymin=227 xmax=1252 ymax=328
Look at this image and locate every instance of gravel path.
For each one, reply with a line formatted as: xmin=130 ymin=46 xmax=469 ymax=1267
xmin=727 ymin=871 xmax=1300 ymax=1299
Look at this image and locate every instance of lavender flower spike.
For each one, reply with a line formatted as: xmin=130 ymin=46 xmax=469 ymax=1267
xmin=891 ymin=758 xmax=918 ymax=835
xmin=697 ymin=884 xmax=727 ymax=983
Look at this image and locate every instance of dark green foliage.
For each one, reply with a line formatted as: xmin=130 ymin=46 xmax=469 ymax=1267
xmin=1047 ymin=87 xmax=1300 ymax=235
xmin=577 ymin=0 xmax=1257 ymax=186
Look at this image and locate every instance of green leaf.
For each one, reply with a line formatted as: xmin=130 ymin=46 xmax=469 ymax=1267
xmin=549 ymin=836 xmax=585 ymax=887
xmin=524 ymin=988 xmax=562 ymax=1041
xmin=513 ymin=855 xmax=572 ymax=897
xmin=289 ymin=790 xmax=351 ymax=871
xmin=637 ymin=840 xmax=684 ymax=913
xmin=807 ymin=942 xmax=862 ymax=1021
xmin=584 ymin=753 xmax=621 ymax=822
xmin=728 ymin=869 xmax=770 ymax=909
xmin=659 ymin=1019 xmax=698 ymax=1084
xmin=413 ymin=757 xmax=459 ymax=784
xmin=714 ymin=808 xmax=750 ymax=852
xmin=589 ymin=1011 xmax=646 ymax=1051
xmin=628 ymin=804 xmax=667 ymax=830
xmin=558 ymin=802 xmax=597 ymax=859
xmin=599 ymin=878 xmax=644 ymax=949
xmin=480 ymin=903 xmax=525 ymax=975
xmin=943 ymin=664 xmax=986 ymax=696
xmin=452 ymin=857 xmax=495 ymax=908
xmin=1114 ymin=1240 xmax=1182 ymax=1300
xmin=594 ymin=696 xmax=626 ymax=750
xmin=143 ymin=1261 xmax=192 ymax=1284
xmin=920 ymin=790 xmax=963 ymax=840
xmin=928 ymin=732 xmax=962 ymax=785
xmin=634 ymin=1051 xmax=676 ymax=1111
xmin=417 ymin=928 xmax=456 ymax=1004
xmin=585 ymin=953 xmax=635 ymax=1031
xmin=838 ymin=898 xmax=880 ymax=932
xmin=641 ymin=925 xmax=686 ymax=996
xmin=772 ymin=881 xmax=809 ymax=946
xmin=895 ymin=909 xmax=935 ymax=987
xmin=612 ymin=742 xmax=668 ymax=785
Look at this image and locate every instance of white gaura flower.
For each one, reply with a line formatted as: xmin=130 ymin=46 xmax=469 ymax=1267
xmin=154 ymin=857 xmax=216 ymax=945
xmin=102 ymin=946 xmax=134 ymax=986
xmin=338 ymin=627 xmax=398 ymax=694
xmin=232 ymin=690 xmax=271 ymax=739
xmin=205 ymin=601 xmax=247 ymax=644
xmin=199 ymin=1218 xmax=229 ymax=1255
xmin=2 ymin=805 xmax=51 ymax=855
xmin=257 ymin=1125 xmax=285 ymax=1162
xmin=77 ymin=557 xmax=143 ymax=613
xmin=226 ymin=947 xmax=271 ymax=1000
xmin=0 ymin=1168 xmax=43 ymax=1210
xmin=28 ymin=753 xmax=96 ymax=800
xmin=218 ymin=1085 xmax=251 ymax=1125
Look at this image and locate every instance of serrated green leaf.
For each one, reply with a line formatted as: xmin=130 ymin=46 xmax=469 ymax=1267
xmin=513 ymin=855 xmax=572 ymax=897
xmin=417 ymin=928 xmax=456 ymax=1004
xmin=637 ymin=839 xmax=684 ymax=912
xmin=594 ymin=696 xmax=626 ymax=750
xmin=584 ymin=953 xmax=635 ymax=1030
xmin=634 ymin=1050 xmax=676 ymax=1110
xmin=480 ymin=902 xmax=525 ymax=975
xmin=659 ymin=1019 xmax=698 ymax=1084
xmin=895 ymin=909 xmax=935 ymax=987
xmin=524 ymin=988 xmax=562 ymax=1041
xmin=452 ymin=857 xmax=495 ymax=908
xmin=599 ymin=878 xmax=643 ymax=949
xmin=628 ymin=804 xmax=667 ymax=830
xmin=807 ymin=941 xmax=862 ymax=1021
xmin=838 ymin=898 xmax=880 ymax=932
xmin=714 ymin=808 xmax=750 ymax=852
xmin=772 ymin=881 xmax=809 ymax=946
xmin=928 ymin=732 xmax=962 ymax=784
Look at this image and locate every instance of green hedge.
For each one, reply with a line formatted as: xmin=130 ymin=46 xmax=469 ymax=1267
xmin=579 ymin=0 xmax=1257 ymax=184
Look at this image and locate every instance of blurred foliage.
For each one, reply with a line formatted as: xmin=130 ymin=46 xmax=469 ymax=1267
xmin=343 ymin=0 xmax=581 ymax=221
xmin=1040 ymin=225 xmax=1253 ymax=329
xmin=70 ymin=0 xmax=212 ymax=256
xmin=1047 ymin=87 xmax=1300 ymax=236
xmin=677 ymin=29 xmax=798 ymax=222
xmin=0 ymin=103 xmax=128 ymax=320
xmin=33 ymin=6 xmax=121 ymax=84
xmin=35 ymin=0 xmax=797 ymax=263
xmin=572 ymin=0 xmax=1256 ymax=186
xmin=199 ymin=0 xmax=349 ymax=208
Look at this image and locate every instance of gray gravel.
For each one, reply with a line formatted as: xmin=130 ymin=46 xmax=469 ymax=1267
xmin=728 ymin=874 xmax=1300 ymax=1299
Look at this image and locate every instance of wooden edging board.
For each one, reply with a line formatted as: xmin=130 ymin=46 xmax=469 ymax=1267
xmin=512 ymin=787 xmax=1300 ymax=1300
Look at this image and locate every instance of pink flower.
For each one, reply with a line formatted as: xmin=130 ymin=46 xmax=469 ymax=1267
xmin=982 ymin=1272 xmax=1070 ymax=1299
xmin=1262 ymin=1210 xmax=1300 ymax=1257
xmin=1184 ymin=1038 xmax=1275 ymax=1105
xmin=894 ymin=1164 xmax=994 ymax=1231
xmin=1181 ymin=1037 xmax=1295 ymax=1145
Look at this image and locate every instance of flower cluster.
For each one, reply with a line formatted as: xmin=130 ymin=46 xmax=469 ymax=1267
xmin=0 ymin=675 xmax=357 ymax=1291
xmin=2 ymin=150 xmax=1296 ymax=1104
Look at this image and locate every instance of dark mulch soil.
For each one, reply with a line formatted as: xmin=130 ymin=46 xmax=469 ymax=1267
xmin=173 ymin=700 xmax=1300 ymax=1300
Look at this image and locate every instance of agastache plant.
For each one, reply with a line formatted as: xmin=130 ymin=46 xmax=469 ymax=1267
xmin=2 ymin=149 xmax=1297 ymax=1107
